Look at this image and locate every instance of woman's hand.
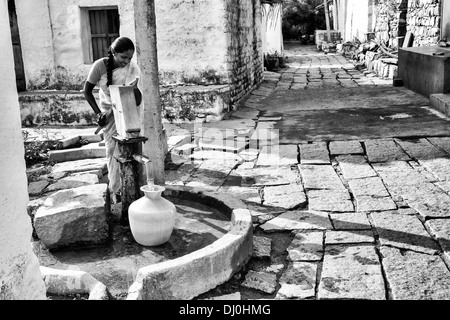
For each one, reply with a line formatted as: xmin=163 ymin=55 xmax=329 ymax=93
xmin=129 ymin=78 xmax=139 ymax=87
xmin=97 ymin=112 xmax=109 ymax=127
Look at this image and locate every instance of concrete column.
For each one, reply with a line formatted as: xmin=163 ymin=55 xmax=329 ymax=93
xmin=133 ymin=0 xmax=166 ymax=186
xmin=15 ymin=0 xmax=54 ymax=90
xmin=0 ymin=0 xmax=46 ymax=300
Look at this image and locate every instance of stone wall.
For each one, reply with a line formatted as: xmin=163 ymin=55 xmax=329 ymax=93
xmin=374 ymin=0 xmax=441 ymax=49
xmin=224 ymin=0 xmax=264 ymax=107
xmin=19 ymin=88 xmax=232 ymax=126
xmin=374 ymin=0 xmax=408 ymax=48
xmin=407 ymin=0 xmax=442 ymax=47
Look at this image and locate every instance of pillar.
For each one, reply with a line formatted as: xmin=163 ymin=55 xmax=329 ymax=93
xmin=0 ymin=0 xmax=46 ymax=299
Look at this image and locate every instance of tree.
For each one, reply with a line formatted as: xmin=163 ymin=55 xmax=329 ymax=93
xmin=282 ymin=0 xmax=320 ymax=40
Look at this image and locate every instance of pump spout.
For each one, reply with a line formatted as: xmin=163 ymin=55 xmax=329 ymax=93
xmin=132 ymin=154 xmax=150 ymax=164
xmin=132 ymin=154 xmax=155 ymax=190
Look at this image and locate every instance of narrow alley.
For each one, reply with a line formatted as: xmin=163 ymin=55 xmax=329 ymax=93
xmin=189 ymin=42 xmax=450 ymax=300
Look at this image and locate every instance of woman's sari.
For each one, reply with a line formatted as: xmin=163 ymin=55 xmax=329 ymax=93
xmin=97 ymin=61 xmax=141 ymax=195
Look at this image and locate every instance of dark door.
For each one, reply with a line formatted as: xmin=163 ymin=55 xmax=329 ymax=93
xmin=8 ymin=0 xmax=26 ymax=92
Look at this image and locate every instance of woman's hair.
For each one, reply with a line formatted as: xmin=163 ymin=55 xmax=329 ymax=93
xmin=106 ymin=36 xmax=135 ymax=86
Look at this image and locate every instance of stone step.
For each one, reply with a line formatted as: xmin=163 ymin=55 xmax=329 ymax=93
xmin=49 ymin=143 xmax=106 ymax=163
xmin=430 ymin=93 xmax=450 ymax=117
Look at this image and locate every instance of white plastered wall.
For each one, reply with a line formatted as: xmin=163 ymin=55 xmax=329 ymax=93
xmin=261 ymin=3 xmax=283 ymax=55
xmin=15 ymin=0 xmax=231 ymax=89
xmin=155 ymin=0 xmax=228 ymax=83
xmin=344 ymin=0 xmax=370 ymax=43
xmin=15 ymin=0 xmax=136 ymax=89
xmin=0 ymin=0 xmax=46 ymax=300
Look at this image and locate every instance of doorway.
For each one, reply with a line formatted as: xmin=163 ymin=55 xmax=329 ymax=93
xmin=8 ymin=0 xmax=26 ymax=92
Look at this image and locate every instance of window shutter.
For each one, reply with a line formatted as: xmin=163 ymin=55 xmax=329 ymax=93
xmin=89 ymin=9 xmax=120 ymax=61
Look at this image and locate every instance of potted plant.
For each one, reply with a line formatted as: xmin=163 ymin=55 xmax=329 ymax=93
xmin=265 ymin=51 xmax=283 ymax=71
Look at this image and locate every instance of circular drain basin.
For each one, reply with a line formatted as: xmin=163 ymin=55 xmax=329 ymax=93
xmin=36 ymin=187 xmax=253 ymax=300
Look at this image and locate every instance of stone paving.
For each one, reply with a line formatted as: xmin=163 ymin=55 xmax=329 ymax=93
xmin=27 ymin=44 xmax=450 ymax=300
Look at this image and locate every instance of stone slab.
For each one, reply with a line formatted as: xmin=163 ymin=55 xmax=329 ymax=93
xmin=45 ymin=173 xmax=99 ymax=192
xmin=329 ymin=213 xmax=372 ymax=230
xmin=276 ymin=262 xmax=317 ymax=299
xmin=199 ymin=137 xmax=248 ymax=153
xmin=395 ymin=138 xmax=447 ymax=160
xmin=233 ymin=166 xmax=300 ymax=187
xmin=207 ymin=292 xmax=242 ymax=300
xmin=51 ymin=158 xmax=107 ymax=176
xmin=329 ymin=141 xmax=364 ymax=155
xmin=428 ymin=137 xmax=450 ymax=154
xmin=252 ymin=235 xmax=272 ymax=259
xmin=241 ymin=271 xmax=278 ymax=294
xmin=325 ymin=230 xmax=374 ymax=245
xmin=371 ymin=211 xmax=439 ymax=254
xmin=223 ymin=186 xmax=262 ymax=204
xmin=48 ymin=146 xmax=106 ymax=163
xmin=336 ymin=155 xmax=377 ymax=180
xmin=256 ymin=145 xmax=298 ymax=166
xmin=167 ymin=134 xmax=192 ymax=150
xmin=299 ymin=142 xmax=330 ymax=164
xmin=299 ymin=164 xmax=347 ymax=191
xmin=246 ymin=203 xmax=286 ymax=224
xmin=381 ymin=246 xmax=450 ymax=300
xmin=355 ymin=196 xmax=397 ymax=212
xmin=28 ymin=180 xmax=50 ymax=196
xmin=409 ymin=161 xmax=440 ymax=182
xmin=347 ymin=177 xmax=390 ymax=198
xmin=287 ymin=231 xmax=324 ymax=262
xmin=238 ymin=148 xmax=259 ymax=162
xmin=196 ymin=159 xmax=240 ymax=176
xmin=373 ymin=162 xmax=450 ymax=218
xmin=164 ymin=163 xmax=196 ymax=186
xmin=318 ymin=245 xmax=385 ymax=300
xmin=249 ymin=129 xmax=280 ymax=149
xmin=260 ymin=211 xmax=332 ymax=232
xmin=189 ymin=150 xmax=244 ymax=164
xmin=263 ymin=184 xmax=306 ymax=210
xmin=417 ymin=157 xmax=450 ymax=182
xmin=34 ymin=184 xmax=110 ymax=249
xmin=364 ymin=139 xmax=411 ymax=163
xmin=429 ymin=93 xmax=450 ymax=117
xmin=425 ymin=218 xmax=450 ymax=266
xmin=308 ymin=190 xmax=354 ymax=213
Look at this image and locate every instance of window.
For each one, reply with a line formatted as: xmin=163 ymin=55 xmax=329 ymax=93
xmin=81 ymin=6 xmax=120 ymax=63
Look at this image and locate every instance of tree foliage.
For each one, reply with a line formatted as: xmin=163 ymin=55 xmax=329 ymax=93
xmin=282 ymin=0 xmax=326 ymax=40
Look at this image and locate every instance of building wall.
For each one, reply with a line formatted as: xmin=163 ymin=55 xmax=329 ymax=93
xmin=155 ymin=0 xmax=229 ymax=86
xmin=14 ymin=0 xmax=263 ymax=112
xmin=0 ymin=0 xmax=46 ymax=300
xmin=225 ymin=0 xmax=263 ymax=106
xmin=442 ymin=0 xmax=450 ymax=40
xmin=343 ymin=0 xmax=370 ymax=43
xmin=407 ymin=0 xmax=441 ymax=47
xmin=261 ymin=3 xmax=283 ymax=55
xmin=15 ymin=0 xmax=135 ymax=90
xmin=374 ymin=0 xmax=441 ymax=48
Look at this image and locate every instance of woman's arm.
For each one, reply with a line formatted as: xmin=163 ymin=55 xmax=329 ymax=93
xmin=129 ymin=78 xmax=142 ymax=106
xmin=134 ymin=87 xmax=142 ymax=106
xmin=82 ymin=81 xmax=101 ymax=114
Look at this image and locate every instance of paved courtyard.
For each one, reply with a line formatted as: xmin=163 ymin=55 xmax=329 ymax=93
xmin=191 ymin=43 xmax=450 ymax=300
xmin=28 ymin=43 xmax=450 ymax=300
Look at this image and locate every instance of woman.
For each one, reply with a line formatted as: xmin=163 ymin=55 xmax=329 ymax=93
xmin=83 ymin=36 xmax=142 ymax=203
